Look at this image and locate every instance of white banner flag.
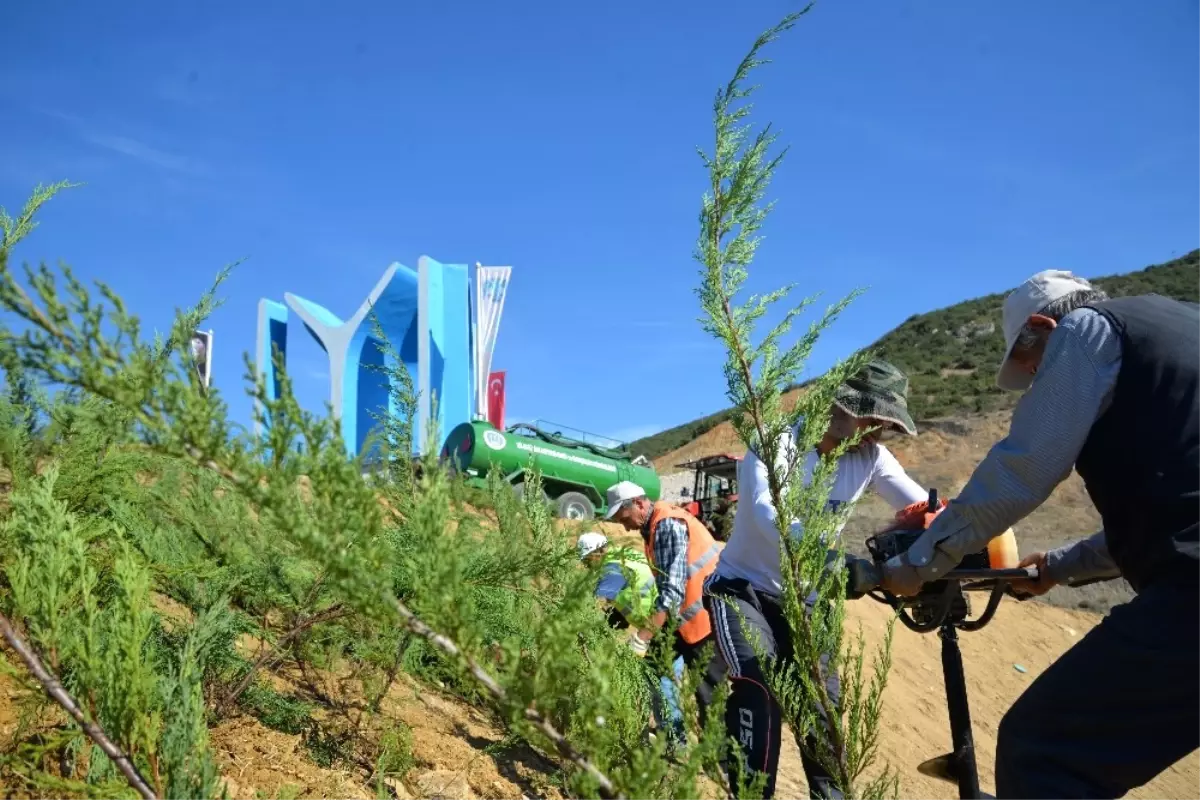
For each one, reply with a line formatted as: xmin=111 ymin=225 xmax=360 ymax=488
xmin=473 ymin=265 xmax=511 ymax=415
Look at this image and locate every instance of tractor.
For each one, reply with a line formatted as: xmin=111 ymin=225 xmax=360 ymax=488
xmin=676 ymin=453 xmax=741 ymax=541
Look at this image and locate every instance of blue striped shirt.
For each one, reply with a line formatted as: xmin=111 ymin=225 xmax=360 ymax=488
xmin=643 ymin=514 xmax=690 ymax=615
xmin=907 ymin=307 xmax=1123 ymax=584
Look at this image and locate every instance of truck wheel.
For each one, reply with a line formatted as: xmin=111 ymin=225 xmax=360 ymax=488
xmin=555 ymin=492 xmax=595 ymax=520
xmin=513 ymin=483 xmax=548 ymax=504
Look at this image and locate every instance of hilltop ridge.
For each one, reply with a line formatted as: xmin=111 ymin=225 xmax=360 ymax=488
xmin=630 ymin=249 xmax=1200 ymax=462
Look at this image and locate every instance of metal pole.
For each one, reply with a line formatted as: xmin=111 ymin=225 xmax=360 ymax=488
xmin=939 ymin=624 xmax=981 ymax=799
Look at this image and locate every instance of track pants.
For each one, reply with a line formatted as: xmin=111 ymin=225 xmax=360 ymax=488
xmin=705 ymin=577 xmax=842 ymax=799
xmin=995 ymin=568 xmax=1199 ymax=798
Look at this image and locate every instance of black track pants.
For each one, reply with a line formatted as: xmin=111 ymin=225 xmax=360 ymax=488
xmin=995 ymin=570 xmax=1199 ymax=798
xmin=705 ymin=577 xmax=842 ymax=799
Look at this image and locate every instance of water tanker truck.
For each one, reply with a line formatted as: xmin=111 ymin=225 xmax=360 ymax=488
xmin=440 ymin=419 xmax=661 ymax=520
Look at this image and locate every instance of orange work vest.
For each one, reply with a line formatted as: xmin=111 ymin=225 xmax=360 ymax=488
xmin=643 ymin=501 xmax=723 ymax=644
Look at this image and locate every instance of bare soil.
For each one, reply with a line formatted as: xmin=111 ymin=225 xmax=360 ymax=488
xmin=0 ymin=567 xmax=1195 ymax=799
xmin=171 ymin=447 xmax=1193 ymax=800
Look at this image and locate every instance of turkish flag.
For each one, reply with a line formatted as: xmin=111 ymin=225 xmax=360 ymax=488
xmin=486 ymin=371 xmax=506 ymax=430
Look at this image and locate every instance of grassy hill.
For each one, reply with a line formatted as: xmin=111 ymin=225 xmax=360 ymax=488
xmin=630 ymin=249 xmax=1200 ymax=461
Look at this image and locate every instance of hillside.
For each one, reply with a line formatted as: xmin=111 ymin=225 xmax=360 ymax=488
xmin=1 ymin=571 xmax=1195 ymax=800
xmin=630 ymin=249 xmax=1200 ymax=462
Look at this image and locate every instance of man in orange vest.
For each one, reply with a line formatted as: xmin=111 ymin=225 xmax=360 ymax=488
xmin=605 ymin=480 xmax=729 ymax=733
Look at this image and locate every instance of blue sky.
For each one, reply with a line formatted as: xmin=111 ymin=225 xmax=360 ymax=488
xmin=2 ymin=0 xmax=1197 ymax=446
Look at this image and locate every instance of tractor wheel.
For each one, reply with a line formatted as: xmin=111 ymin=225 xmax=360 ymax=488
xmin=555 ymin=492 xmax=595 ymax=520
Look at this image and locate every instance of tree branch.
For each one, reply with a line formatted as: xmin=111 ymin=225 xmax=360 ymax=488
xmin=0 ymin=610 xmax=158 ymax=800
xmin=388 ymin=594 xmax=622 ymax=800
xmin=216 ymin=603 xmax=349 ymax=715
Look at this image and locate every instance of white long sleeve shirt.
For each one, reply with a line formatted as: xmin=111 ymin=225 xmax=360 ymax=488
xmin=711 ymin=425 xmax=927 ymax=595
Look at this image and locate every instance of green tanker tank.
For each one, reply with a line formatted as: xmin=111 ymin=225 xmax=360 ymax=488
xmin=440 ymin=419 xmax=661 ymax=520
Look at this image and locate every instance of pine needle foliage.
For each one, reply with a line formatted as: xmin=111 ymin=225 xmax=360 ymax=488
xmin=693 ymin=9 xmax=899 ymax=798
xmin=0 ymin=181 xmax=747 ymax=799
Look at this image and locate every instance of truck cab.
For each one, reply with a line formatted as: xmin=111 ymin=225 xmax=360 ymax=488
xmin=676 ymin=453 xmax=741 ymax=541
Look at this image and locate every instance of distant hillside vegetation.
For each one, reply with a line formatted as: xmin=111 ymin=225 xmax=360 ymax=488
xmin=630 ymin=249 xmax=1199 ymax=461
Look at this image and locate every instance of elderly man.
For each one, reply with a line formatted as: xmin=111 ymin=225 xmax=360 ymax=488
xmin=881 ymin=270 xmax=1199 ymax=798
xmin=704 ymin=359 xmax=929 ymax=800
xmin=605 ymin=481 xmax=729 ymax=733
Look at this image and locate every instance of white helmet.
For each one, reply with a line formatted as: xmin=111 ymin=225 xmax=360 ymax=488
xmin=577 ymin=531 xmax=608 ymax=560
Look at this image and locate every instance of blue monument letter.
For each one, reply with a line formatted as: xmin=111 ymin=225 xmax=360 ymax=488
xmin=255 ymin=259 xmax=473 ymax=459
xmin=417 ymin=256 xmax=471 ymax=454
xmin=254 ymin=299 xmax=289 ymax=439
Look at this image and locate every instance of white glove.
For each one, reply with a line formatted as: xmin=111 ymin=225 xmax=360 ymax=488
xmin=627 ymin=629 xmax=649 ymax=658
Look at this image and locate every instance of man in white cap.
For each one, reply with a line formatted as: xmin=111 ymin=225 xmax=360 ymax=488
xmin=606 ymin=480 xmax=728 ymax=733
xmin=881 ymin=270 xmax=1199 ymax=798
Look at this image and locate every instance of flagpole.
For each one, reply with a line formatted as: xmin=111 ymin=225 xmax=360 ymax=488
xmin=473 ymin=262 xmax=483 ymax=418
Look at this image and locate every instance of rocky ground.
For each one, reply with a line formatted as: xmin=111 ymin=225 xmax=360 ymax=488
xmin=656 ymin=471 xmax=695 ymax=504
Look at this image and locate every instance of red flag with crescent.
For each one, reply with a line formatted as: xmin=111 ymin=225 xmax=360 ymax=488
xmin=487 ymin=371 xmax=506 ymax=430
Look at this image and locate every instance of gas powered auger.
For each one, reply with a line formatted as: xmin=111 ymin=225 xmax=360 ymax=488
xmin=843 ymin=488 xmax=1039 ymax=800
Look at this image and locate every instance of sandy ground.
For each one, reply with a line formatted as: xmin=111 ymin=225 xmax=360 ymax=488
xmin=773 ymin=595 xmax=1199 ymax=799
xmin=583 ymin=523 xmax=1199 ymax=799
xmin=0 ymin=586 xmax=1195 ymax=799
xmin=0 ymin=520 xmax=1192 ymax=799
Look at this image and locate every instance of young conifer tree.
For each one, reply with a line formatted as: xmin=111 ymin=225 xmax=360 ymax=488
xmin=0 ymin=182 xmax=742 ymax=799
xmin=693 ymin=8 xmax=899 ymax=799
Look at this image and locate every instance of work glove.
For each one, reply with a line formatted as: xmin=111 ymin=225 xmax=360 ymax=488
xmin=626 ymin=629 xmax=649 ymax=658
xmin=843 ymin=553 xmax=883 ymax=599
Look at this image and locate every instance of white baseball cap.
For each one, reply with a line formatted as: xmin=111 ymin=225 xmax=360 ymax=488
xmin=997 ymin=269 xmax=1096 ymax=391
xmin=577 ymin=531 xmax=608 ymax=559
xmin=604 ymin=480 xmax=646 ymax=520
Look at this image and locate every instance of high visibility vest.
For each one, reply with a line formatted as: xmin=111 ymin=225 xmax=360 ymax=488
xmin=644 ymin=501 xmax=722 ymax=644
xmin=602 ymin=547 xmax=657 ymax=626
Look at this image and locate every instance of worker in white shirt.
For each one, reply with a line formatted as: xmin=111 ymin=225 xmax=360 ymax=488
xmin=703 ymin=360 xmax=929 ymax=799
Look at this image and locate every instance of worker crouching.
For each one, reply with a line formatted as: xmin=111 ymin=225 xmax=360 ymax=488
xmin=577 ymin=531 xmax=687 ymax=749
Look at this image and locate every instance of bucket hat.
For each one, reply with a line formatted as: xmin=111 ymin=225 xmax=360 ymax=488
xmin=833 ymin=359 xmax=917 ymax=436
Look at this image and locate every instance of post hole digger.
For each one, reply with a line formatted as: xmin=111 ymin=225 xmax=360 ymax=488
xmin=839 ymin=489 xmax=1042 ymax=800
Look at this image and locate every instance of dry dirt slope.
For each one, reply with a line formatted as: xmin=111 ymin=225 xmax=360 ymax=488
xmin=779 ymin=594 xmax=1199 ymax=799
xmin=638 ymin=399 xmax=1200 ymax=794
xmin=592 ymin=519 xmax=1200 ymax=799
xmin=236 ymin=595 xmax=1195 ymax=800
xmin=0 ymin=569 xmax=1191 ymax=799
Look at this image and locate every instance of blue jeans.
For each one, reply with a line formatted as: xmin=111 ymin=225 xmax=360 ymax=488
xmin=648 ymin=655 xmax=687 ymax=748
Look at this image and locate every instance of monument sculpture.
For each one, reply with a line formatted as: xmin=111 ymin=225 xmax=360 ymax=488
xmin=254 ymin=258 xmax=509 ymax=460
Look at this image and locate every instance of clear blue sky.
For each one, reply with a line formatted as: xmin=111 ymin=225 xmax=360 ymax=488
xmin=2 ymin=0 xmax=1197 ymax=445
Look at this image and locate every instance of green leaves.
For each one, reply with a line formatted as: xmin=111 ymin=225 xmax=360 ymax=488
xmin=0 ymin=466 xmax=226 ymax=798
